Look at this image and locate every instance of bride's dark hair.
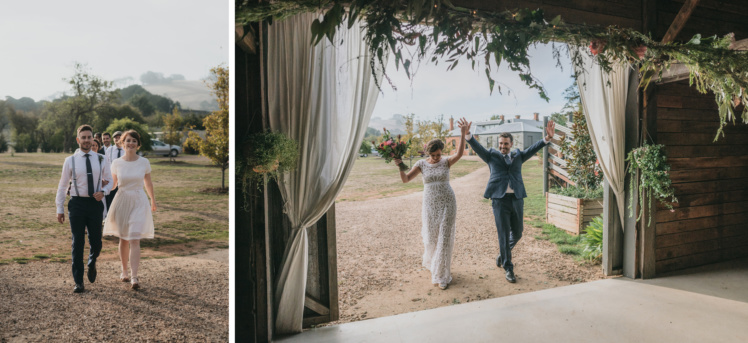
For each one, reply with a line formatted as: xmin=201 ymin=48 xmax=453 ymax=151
xmin=426 ymin=139 xmax=444 ymax=153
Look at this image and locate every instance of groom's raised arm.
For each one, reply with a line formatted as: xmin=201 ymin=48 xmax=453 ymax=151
xmin=466 ymin=133 xmax=491 ymax=163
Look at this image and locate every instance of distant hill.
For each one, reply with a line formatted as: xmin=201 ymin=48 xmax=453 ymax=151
xmin=367 ymin=114 xmax=407 ymax=135
xmin=142 ymin=80 xmax=217 ymax=111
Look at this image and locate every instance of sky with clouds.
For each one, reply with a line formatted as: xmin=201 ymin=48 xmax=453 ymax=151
xmin=371 ymin=42 xmax=576 ymax=123
xmin=0 ymin=0 xmax=228 ymax=101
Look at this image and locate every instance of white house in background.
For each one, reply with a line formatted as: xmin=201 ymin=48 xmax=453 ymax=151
xmin=446 ymin=113 xmax=545 ymax=154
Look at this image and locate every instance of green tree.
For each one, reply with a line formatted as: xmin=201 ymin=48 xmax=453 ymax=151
xmin=42 ymin=63 xmax=116 ymax=152
xmin=128 ymin=93 xmax=156 ymax=117
xmin=359 ymin=140 xmax=371 ymax=155
xmin=105 ymin=118 xmax=152 ymax=151
xmin=8 ymin=109 xmax=39 ymax=152
xmin=402 ymin=113 xmax=420 ymax=165
xmin=163 ymin=107 xmax=184 ymax=162
xmin=560 ymin=110 xmax=602 ymax=189
xmin=185 ymin=65 xmax=229 ymax=190
xmin=489 ymin=114 xmax=505 ymax=123
xmin=91 ymin=103 xmax=144 ymax=133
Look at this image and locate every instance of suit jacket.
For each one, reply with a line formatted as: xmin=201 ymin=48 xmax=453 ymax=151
xmin=467 ymin=137 xmax=547 ymax=199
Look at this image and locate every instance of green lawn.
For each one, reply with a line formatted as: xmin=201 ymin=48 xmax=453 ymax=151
xmin=0 ymin=153 xmax=228 ymax=263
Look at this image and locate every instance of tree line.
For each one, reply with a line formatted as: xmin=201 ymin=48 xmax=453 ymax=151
xmin=0 ymin=63 xmax=209 ymax=153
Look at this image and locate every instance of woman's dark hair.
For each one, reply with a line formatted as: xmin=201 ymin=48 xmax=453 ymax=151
xmin=92 ymin=138 xmax=102 ymax=150
xmin=426 ymin=139 xmax=445 ymax=153
xmin=121 ymin=130 xmax=142 ymax=148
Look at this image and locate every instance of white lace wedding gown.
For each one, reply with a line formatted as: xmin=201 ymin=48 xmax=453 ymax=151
xmin=415 ymin=157 xmax=457 ymax=285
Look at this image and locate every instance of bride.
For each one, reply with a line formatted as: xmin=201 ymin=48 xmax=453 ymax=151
xmin=394 ymin=117 xmax=470 ymax=290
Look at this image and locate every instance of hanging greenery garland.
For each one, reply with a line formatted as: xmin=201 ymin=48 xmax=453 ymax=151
xmin=237 ymin=131 xmax=299 ymax=208
xmin=625 ymin=143 xmax=678 ymax=224
xmin=236 ymin=0 xmax=748 ymax=139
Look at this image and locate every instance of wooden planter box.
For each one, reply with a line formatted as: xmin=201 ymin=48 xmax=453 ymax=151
xmin=545 ymin=192 xmax=603 ymax=235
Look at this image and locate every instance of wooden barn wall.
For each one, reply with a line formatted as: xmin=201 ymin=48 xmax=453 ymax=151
xmin=655 ymin=81 xmax=748 ymax=274
xmin=656 ymin=0 xmax=748 ymax=41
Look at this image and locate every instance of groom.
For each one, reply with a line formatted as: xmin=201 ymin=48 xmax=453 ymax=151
xmin=466 ymin=119 xmax=555 ymax=283
xmin=56 ymin=124 xmax=113 ymax=293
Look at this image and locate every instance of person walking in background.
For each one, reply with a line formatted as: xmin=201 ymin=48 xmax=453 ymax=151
xmin=393 ymin=118 xmax=470 ymax=290
xmin=101 ymin=132 xmax=113 ymax=152
xmin=105 ymin=131 xmax=123 ymax=212
xmin=465 ymin=120 xmax=555 ymax=283
xmin=103 ymin=130 xmax=157 ymax=290
xmin=55 ymin=124 xmax=113 ymax=293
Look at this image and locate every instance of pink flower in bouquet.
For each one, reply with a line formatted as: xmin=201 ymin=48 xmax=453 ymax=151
xmin=384 ymin=140 xmax=391 ymax=146
xmin=633 ymin=46 xmax=647 ymax=59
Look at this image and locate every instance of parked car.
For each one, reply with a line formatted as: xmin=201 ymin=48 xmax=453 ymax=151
xmin=151 ymin=139 xmax=182 ymax=157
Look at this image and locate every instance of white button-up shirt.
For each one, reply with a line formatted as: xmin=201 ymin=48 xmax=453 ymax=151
xmin=55 ymin=149 xmax=113 ymax=214
xmin=106 ymin=145 xmax=124 ymax=164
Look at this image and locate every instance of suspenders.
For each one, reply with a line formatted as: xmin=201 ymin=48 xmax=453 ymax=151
xmin=69 ymin=153 xmax=103 ymax=197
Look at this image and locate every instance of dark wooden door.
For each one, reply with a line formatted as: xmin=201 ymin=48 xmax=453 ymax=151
xmin=303 ymin=205 xmax=339 ymax=327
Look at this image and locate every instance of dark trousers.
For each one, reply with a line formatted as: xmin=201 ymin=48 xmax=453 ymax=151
xmin=105 ymin=187 xmax=117 ymax=210
xmin=68 ymin=197 xmax=104 ymax=284
xmin=492 ymin=196 xmax=524 ymax=272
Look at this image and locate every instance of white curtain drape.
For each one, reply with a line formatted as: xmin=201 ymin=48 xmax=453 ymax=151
xmin=266 ymin=13 xmax=384 ymax=334
xmin=573 ymin=49 xmax=630 ymax=227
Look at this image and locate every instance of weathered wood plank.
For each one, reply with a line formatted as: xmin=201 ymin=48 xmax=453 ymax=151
xmin=656 ymin=233 xmax=748 ymax=260
xmin=670 ymin=178 xmax=748 ymax=196
xmin=657 ymin=189 xmax=748 ymax=209
xmin=656 ymin=95 xmax=683 ymax=108
xmin=657 ymin=224 xmax=747 ymax=248
xmin=657 ymin=211 xmax=748 ymax=236
xmin=656 ymin=246 xmax=748 ymax=274
xmin=668 ymin=167 xmax=747 ymax=183
xmin=656 ymin=120 xmax=746 ymax=134
xmin=664 ymin=145 xmax=746 ymax=158
xmin=656 ymin=107 xmax=720 ymax=121
xmin=656 ymin=200 xmax=748 ymax=223
xmin=547 ymin=193 xmax=579 ymax=207
xmin=547 ymin=208 xmax=578 ymax=223
xmin=548 ymin=202 xmax=578 ymax=215
xmin=304 ymin=295 xmax=330 ymax=316
xmin=456 ymin=0 xmax=642 ymax=27
xmin=668 ymin=156 xmax=748 ymax=169
xmin=659 ymin=133 xmax=748 ymax=146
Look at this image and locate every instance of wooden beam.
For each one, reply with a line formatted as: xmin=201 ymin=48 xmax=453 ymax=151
xmin=657 ymin=38 xmax=748 ymax=84
xmin=661 ymin=0 xmax=700 ymax=43
xmin=236 ymin=25 xmax=257 ymax=55
xmin=305 ymin=295 xmax=331 ymax=316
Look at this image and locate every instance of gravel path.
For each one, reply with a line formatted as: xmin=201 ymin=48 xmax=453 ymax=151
xmin=334 ymin=160 xmax=605 ymax=323
xmin=0 ymin=249 xmax=228 ymax=342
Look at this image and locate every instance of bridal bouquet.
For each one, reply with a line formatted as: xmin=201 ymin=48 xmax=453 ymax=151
xmin=373 ymin=128 xmax=410 ymax=171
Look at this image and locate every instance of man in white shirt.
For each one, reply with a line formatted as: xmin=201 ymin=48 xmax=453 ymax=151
xmin=105 ymin=131 xmax=123 ymax=211
xmin=56 ymin=124 xmax=113 ymax=293
xmin=101 ymin=132 xmax=113 ymax=151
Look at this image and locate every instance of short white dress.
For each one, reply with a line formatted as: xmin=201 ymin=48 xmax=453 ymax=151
xmin=103 ymin=156 xmax=155 ymax=240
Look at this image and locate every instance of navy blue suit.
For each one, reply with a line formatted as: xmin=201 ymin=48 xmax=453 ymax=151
xmin=467 ymin=136 xmax=547 ymax=272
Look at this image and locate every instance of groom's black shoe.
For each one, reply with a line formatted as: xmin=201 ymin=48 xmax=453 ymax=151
xmin=73 ymin=284 xmax=85 ymax=293
xmin=87 ymin=263 xmax=97 ymax=283
xmin=496 ymin=254 xmax=503 ymax=268
xmin=505 ymin=270 xmax=516 ymax=283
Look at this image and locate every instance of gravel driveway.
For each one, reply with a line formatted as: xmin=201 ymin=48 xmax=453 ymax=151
xmin=334 ymin=161 xmax=605 ymax=323
xmin=1 ymin=249 xmax=228 ymax=342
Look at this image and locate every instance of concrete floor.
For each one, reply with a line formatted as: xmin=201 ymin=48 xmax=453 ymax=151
xmin=276 ymin=257 xmax=748 ymax=343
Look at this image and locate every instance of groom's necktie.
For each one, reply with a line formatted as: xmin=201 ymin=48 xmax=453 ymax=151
xmin=84 ymin=153 xmax=94 ymax=197
xmin=504 ymin=153 xmax=512 ymax=165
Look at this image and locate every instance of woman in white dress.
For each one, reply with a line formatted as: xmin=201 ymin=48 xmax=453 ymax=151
xmin=394 ymin=118 xmax=470 ymax=290
xmin=103 ymin=130 xmax=157 ymax=289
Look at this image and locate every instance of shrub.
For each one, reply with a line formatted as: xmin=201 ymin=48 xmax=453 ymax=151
xmin=581 ymin=216 xmax=604 ymax=262
xmin=550 ymin=185 xmax=603 ymax=199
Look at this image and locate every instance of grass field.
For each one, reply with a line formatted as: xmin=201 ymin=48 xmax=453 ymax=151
xmin=336 ymin=155 xmax=485 ymax=202
xmin=0 ymin=153 xmax=228 ymax=264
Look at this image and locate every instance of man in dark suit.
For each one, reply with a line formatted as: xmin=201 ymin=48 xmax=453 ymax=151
xmin=466 ymin=120 xmax=555 ymax=283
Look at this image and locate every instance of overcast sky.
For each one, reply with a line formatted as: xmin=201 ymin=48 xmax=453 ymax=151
xmin=0 ymin=0 xmax=228 ymax=101
xmin=372 ymin=42 xmax=575 ymax=123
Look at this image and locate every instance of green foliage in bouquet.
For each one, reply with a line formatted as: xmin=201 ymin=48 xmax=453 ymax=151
xmin=626 ymin=143 xmax=678 ymax=224
xmin=374 ymin=128 xmax=411 ymax=171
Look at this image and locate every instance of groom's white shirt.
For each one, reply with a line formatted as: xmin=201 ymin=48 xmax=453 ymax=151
xmin=55 ymin=149 xmax=113 ymax=214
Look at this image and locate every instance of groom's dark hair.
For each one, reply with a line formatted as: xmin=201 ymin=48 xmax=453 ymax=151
xmin=499 ymin=132 xmax=513 ymax=143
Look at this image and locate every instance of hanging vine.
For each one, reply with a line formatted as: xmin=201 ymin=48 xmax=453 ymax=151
xmin=626 ymin=143 xmax=678 ymax=224
xmin=236 ymin=0 xmax=748 ymax=140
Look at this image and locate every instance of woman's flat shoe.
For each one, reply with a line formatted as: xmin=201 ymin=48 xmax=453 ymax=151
xmin=131 ymin=277 xmax=140 ymax=290
xmin=438 ymin=283 xmax=448 ymax=290
xmin=120 ymin=273 xmax=130 ymax=282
